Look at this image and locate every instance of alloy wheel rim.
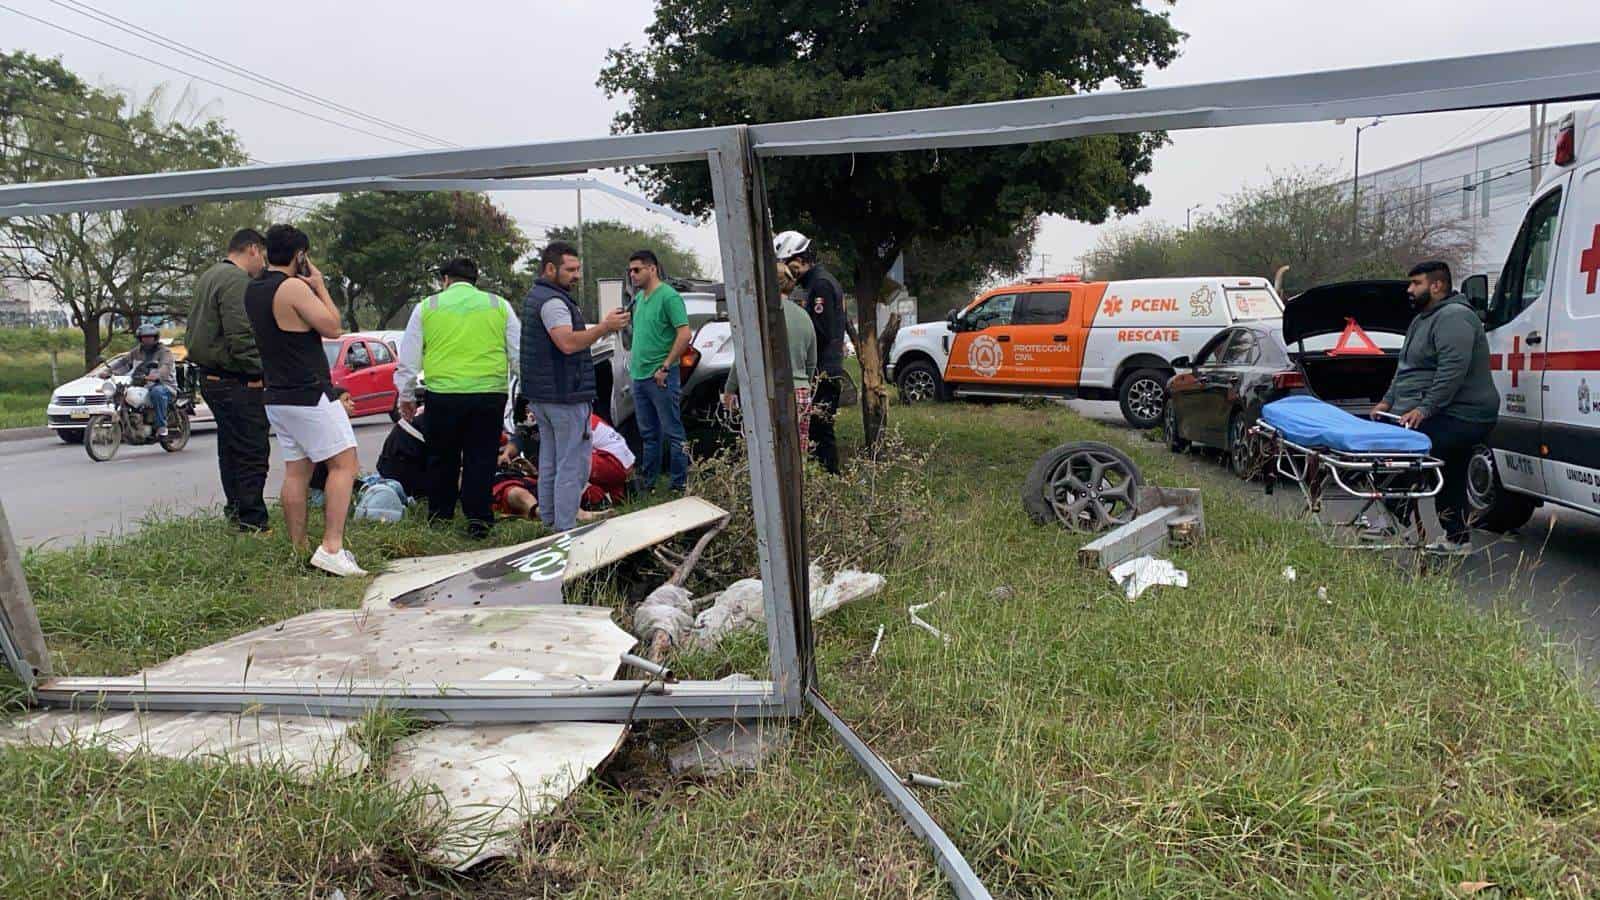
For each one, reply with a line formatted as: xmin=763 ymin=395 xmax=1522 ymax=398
xmin=1129 ymin=379 xmax=1164 ymax=422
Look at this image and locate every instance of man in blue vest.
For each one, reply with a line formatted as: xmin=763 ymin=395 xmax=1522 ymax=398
xmin=396 ymin=256 xmax=521 ymax=537
xmin=520 ymin=241 xmax=630 ymax=532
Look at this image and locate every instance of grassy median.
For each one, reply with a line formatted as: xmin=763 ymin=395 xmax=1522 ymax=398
xmin=4 ymin=401 xmax=1600 ymax=897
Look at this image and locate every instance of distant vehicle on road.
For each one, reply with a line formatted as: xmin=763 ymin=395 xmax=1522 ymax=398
xmin=323 ymin=333 xmax=401 ymax=421
xmin=887 ymin=274 xmax=1284 ymax=428
xmin=47 ymin=339 xmax=213 ymax=444
xmin=1163 ymin=280 xmax=1409 ymax=476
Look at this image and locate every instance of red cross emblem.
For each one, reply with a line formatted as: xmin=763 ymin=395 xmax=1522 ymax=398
xmin=1506 ymin=334 xmax=1526 ymax=387
xmin=1582 ymin=224 xmax=1600 ymax=295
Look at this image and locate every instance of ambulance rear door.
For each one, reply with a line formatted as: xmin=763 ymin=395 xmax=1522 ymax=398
xmin=1535 ymin=157 xmax=1600 ymax=512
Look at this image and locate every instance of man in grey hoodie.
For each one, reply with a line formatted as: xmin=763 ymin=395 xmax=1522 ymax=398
xmin=1374 ymin=260 xmax=1500 ymax=552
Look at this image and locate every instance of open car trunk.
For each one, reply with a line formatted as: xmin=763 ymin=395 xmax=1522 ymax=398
xmin=1282 ymin=280 xmax=1413 ymax=412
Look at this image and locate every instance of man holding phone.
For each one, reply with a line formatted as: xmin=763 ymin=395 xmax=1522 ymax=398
xmin=243 ymin=224 xmax=365 ymax=577
xmin=626 ymin=249 xmax=692 ymax=493
xmin=520 ymin=241 xmax=630 ymax=532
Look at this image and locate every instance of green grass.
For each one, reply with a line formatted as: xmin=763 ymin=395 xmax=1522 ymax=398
xmin=0 ymin=354 xmax=61 ymax=430
xmin=5 ymin=401 xmax=1600 ymax=897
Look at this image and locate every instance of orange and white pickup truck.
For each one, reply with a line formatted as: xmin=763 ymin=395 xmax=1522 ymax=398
xmin=886 ymin=274 xmax=1284 ymax=427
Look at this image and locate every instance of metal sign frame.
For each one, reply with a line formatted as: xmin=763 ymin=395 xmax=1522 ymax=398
xmin=6 ymin=42 xmax=1600 ymax=899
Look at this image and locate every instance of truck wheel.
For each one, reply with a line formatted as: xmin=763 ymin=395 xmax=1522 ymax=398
xmin=1022 ymin=440 xmax=1143 ymax=532
xmin=57 ymin=428 xmax=84 ymax=445
xmin=1118 ymin=368 xmax=1168 ymax=429
xmin=1465 ymin=444 xmax=1537 ymax=533
xmin=895 ymin=360 xmax=944 ymax=405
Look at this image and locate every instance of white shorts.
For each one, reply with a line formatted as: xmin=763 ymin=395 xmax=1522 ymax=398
xmin=266 ymin=396 xmax=357 ymax=463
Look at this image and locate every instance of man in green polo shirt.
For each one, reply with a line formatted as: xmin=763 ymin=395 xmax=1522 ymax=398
xmin=627 ymin=250 xmax=692 ymax=492
xmin=396 ymin=256 xmax=521 ymax=536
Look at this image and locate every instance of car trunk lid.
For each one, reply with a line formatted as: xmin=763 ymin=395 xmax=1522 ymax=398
xmin=1282 ymin=280 xmax=1413 ymax=410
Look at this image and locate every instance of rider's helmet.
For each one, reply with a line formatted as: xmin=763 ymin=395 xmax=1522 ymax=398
xmin=135 ymin=323 xmax=159 ymax=344
xmin=773 ymin=230 xmax=811 ymax=262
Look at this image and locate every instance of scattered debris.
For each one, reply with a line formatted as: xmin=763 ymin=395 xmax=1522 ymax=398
xmin=667 ymin=719 xmax=791 ymax=777
xmin=908 ymin=595 xmax=952 ymax=646
xmin=869 ymin=624 xmax=885 ymax=659
xmin=1108 ymin=555 xmax=1189 ymax=600
xmin=1078 ymin=486 xmax=1205 ymax=572
xmin=1457 ymin=883 xmax=1497 ymax=896
xmin=1318 ymin=586 xmax=1329 ymax=602
xmin=361 ymin=497 xmax=730 ymax=611
xmin=990 ymin=585 xmax=1015 ymax=602
xmin=903 ymin=772 xmax=963 ymax=790
xmin=684 ymin=566 xmax=887 ymax=651
xmin=1282 ymin=566 xmax=1298 ymax=582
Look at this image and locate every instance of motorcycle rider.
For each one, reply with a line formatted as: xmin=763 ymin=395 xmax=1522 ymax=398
xmin=100 ymin=324 xmax=177 ymax=437
xmin=774 ymin=230 xmax=846 ymax=473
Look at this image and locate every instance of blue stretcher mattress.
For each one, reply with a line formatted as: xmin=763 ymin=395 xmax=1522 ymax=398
xmin=1259 ymin=396 xmax=1432 ymax=454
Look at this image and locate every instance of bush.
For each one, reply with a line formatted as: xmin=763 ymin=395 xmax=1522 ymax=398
xmin=686 ymin=427 xmax=934 ymax=585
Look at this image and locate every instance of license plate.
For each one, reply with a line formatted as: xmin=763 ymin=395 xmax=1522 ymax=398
xmin=69 ymin=411 xmax=89 ymax=420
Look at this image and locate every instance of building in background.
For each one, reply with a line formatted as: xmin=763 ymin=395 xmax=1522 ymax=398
xmin=1348 ymin=117 xmax=1560 ymax=286
xmin=0 ymin=277 xmax=68 ymax=328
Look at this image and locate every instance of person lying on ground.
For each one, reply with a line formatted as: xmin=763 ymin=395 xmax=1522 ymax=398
xmin=509 ymin=413 xmax=635 ymax=512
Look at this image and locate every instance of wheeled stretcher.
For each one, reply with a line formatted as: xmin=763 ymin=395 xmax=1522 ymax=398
xmin=1248 ymin=396 xmax=1444 ymax=547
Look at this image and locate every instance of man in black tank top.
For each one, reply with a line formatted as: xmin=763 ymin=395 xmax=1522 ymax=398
xmin=244 ymin=224 xmax=366 ymax=577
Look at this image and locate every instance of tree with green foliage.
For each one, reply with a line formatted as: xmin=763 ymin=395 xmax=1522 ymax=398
xmin=601 ymin=0 xmax=1181 ymax=447
xmin=904 ymin=223 xmax=1039 ymax=324
xmin=1086 ymin=168 xmax=1476 ymax=295
xmin=0 ymin=51 xmax=263 ymax=369
xmin=302 ymin=191 xmax=530 ymax=330
xmin=537 ymin=219 xmax=705 ymax=319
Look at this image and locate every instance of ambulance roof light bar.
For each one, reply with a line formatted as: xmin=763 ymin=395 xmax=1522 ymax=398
xmin=1555 ymin=112 xmax=1577 ymax=166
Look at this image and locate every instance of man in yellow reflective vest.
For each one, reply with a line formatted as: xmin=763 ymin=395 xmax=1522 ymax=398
xmin=396 ymin=256 xmax=521 ymax=537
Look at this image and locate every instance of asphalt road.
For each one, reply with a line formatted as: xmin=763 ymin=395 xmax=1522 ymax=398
xmin=0 ymin=419 xmax=393 ymax=549
xmin=1066 ymin=400 xmax=1600 ymax=686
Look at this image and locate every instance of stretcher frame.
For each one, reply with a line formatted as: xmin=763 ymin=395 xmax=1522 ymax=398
xmin=1252 ymin=413 xmax=1444 ymax=549
xmin=6 ymin=41 xmax=1600 ymax=900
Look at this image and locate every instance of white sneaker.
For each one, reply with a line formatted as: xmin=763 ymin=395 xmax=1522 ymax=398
xmin=1424 ymin=539 xmax=1472 ymax=557
xmin=157 ymin=427 xmax=168 ymax=437
xmin=311 ymin=546 xmax=368 ymax=577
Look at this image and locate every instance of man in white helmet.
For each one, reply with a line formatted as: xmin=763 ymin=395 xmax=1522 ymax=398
xmin=773 ymin=230 xmax=846 ymax=473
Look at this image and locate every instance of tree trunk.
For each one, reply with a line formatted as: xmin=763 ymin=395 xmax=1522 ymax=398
xmin=852 ymin=255 xmax=890 ymax=452
xmin=80 ymin=319 xmax=103 ymax=371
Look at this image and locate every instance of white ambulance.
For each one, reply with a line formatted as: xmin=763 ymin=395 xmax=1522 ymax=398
xmin=886 ymin=275 xmax=1284 ymax=427
xmin=1465 ymin=106 xmax=1600 ymax=530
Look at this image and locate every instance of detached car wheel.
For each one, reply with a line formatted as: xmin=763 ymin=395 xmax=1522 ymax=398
xmin=1118 ymin=369 xmax=1168 ymax=429
xmin=1023 ymin=441 xmax=1143 ymax=532
xmin=895 ymin=360 xmax=944 ymax=405
xmin=1465 ymin=444 xmax=1537 ymax=533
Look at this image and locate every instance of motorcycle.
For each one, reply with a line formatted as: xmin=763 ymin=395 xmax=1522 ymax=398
xmin=84 ymin=363 xmax=194 ymax=461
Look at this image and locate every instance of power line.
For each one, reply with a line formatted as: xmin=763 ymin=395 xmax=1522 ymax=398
xmin=0 ymin=2 xmax=434 ymax=150
xmin=42 ymin=0 xmax=456 ymax=149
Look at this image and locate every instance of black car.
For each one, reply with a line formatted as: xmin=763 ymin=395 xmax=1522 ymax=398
xmin=1163 ymin=280 xmax=1415 ymax=475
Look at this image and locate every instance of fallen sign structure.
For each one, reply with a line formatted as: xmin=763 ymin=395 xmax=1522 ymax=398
xmin=5 ymin=42 xmax=1600 ymax=900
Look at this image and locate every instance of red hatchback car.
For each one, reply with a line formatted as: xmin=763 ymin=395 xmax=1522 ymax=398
xmin=323 ymin=333 xmax=400 ymax=420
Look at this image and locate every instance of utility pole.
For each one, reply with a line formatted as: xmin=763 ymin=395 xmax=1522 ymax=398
xmin=1530 ymin=103 xmax=1548 ymax=195
xmin=575 ymin=188 xmax=585 ymax=309
xmin=1185 ymin=203 xmax=1204 ymax=231
xmin=1038 ymin=253 xmax=1051 ymax=276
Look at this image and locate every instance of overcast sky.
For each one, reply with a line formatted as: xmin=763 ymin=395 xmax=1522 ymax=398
xmin=6 ymin=0 xmax=1600 ymax=286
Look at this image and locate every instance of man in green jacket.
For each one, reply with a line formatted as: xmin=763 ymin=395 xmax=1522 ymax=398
xmin=1374 ymin=260 xmax=1500 ymax=553
xmin=185 ymin=228 xmax=271 ymax=532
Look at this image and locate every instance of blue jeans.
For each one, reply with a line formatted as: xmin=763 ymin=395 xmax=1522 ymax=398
xmin=147 ymin=383 xmax=174 ymax=429
xmin=633 ymin=369 xmax=688 ymax=490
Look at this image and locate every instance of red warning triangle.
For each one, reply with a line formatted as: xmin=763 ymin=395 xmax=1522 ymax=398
xmin=1326 ymin=317 xmax=1384 ymax=356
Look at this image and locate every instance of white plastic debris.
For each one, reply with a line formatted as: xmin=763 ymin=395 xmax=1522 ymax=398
xmin=1108 ymin=556 xmax=1189 ymax=600
xmin=632 ymin=583 xmax=695 ymax=644
xmin=1317 ymin=586 xmax=1329 ymax=602
xmin=869 ymin=624 xmax=885 ymax=659
xmin=1282 ymin=566 xmax=1298 ymax=582
xmin=908 ymin=594 xmax=951 ymax=645
xmin=689 ymin=568 xmax=885 ymax=650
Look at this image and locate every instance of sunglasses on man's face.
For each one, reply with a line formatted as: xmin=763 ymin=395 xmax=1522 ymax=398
xmin=628 ymin=266 xmax=647 ymax=274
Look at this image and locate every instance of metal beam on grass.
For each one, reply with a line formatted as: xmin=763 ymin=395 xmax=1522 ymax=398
xmin=31 ymin=677 xmax=786 ymax=723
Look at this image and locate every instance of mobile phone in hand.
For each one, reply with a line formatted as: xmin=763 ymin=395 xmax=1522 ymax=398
xmin=294 ymin=251 xmax=311 ymax=277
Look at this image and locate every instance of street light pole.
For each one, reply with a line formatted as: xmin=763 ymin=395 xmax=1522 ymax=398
xmin=1185 ymin=203 xmax=1203 ymax=231
xmin=1348 ymin=117 xmax=1383 ymax=242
